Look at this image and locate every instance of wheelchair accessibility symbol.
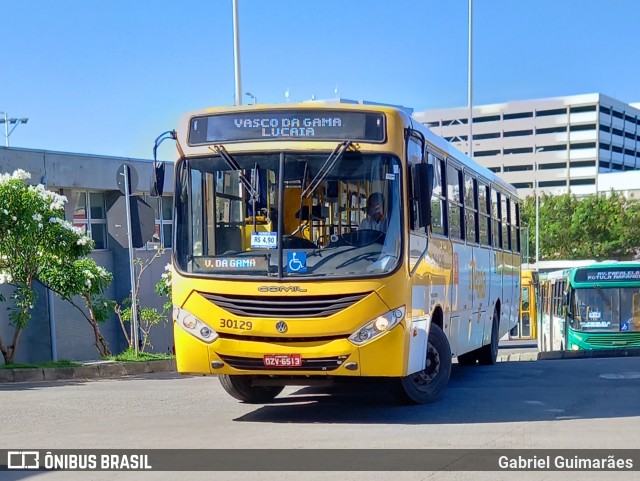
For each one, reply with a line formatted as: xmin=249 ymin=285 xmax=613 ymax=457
xmin=287 ymin=252 xmax=307 ymax=273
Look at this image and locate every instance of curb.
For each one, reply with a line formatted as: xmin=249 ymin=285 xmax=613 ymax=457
xmin=0 ymin=359 xmax=176 ymax=384
xmin=498 ymin=347 xmax=640 ymax=362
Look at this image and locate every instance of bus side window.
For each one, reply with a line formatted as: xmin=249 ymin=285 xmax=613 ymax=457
xmin=447 ymin=162 xmax=464 ymax=240
xmin=478 ymin=181 xmax=491 ymax=246
xmin=491 ymin=188 xmax=502 ymax=249
xmin=430 ymin=155 xmax=447 ymax=236
xmin=522 ymin=287 xmax=530 ymax=311
xmin=512 ymin=198 xmax=521 ymax=253
xmin=502 ymin=196 xmax=511 ymax=251
xmin=464 ymin=173 xmax=479 ymax=244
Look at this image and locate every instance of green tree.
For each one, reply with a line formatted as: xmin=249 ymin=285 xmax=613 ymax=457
xmin=521 ymin=191 xmax=640 ymax=261
xmin=39 ymin=258 xmax=114 ymax=357
xmin=0 ymin=170 xmax=112 ymax=364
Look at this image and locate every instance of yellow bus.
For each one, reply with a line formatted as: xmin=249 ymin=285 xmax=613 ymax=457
xmin=156 ymin=102 xmax=521 ymax=404
xmin=511 ymin=269 xmax=538 ymax=340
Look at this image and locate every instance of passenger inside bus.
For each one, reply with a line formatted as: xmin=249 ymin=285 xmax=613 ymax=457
xmin=358 ymin=192 xmax=388 ymax=232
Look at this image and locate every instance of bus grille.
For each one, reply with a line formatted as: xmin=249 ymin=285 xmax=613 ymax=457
xmin=582 ymin=332 xmax=640 ymax=348
xmin=200 ymin=292 xmax=369 ymax=318
xmin=218 ymin=354 xmax=348 ymax=371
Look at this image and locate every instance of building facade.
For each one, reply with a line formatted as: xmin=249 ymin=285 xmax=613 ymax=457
xmin=414 ymin=93 xmax=640 ymax=197
xmin=0 ymin=146 xmax=174 ymax=364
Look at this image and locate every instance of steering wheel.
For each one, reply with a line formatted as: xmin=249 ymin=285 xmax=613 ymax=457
xmin=282 ymin=235 xmax=317 ymax=249
xmin=341 ymin=229 xmax=385 ymax=247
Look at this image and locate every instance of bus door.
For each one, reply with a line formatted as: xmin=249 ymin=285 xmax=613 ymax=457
xmin=512 ymin=283 xmax=532 ymax=339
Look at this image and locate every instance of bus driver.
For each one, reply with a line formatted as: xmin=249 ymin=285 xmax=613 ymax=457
xmin=359 ymin=192 xmax=388 ymax=232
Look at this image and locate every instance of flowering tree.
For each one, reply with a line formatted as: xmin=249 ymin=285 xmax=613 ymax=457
xmin=39 ymin=258 xmax=114 ymax=357
xmin=0 ymin=170 xmax=112 ymax=364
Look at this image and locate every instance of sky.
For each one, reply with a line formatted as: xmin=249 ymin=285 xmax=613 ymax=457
xmin=2 ymin=0 xmax=639 ymax=161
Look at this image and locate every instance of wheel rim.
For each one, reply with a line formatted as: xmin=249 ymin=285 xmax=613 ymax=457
xmin=409 ymin=341 xmax=441 ymax=391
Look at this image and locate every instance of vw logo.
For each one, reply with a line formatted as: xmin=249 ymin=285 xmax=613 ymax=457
xmin=275 ymin=321 xmax=288 ymax=333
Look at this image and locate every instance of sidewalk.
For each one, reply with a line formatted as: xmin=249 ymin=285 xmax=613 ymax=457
xmin=0 ymin=358 xmax=176 ymax=383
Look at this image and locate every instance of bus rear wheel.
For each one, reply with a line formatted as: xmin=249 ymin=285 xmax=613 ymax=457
xmin=392 ymin=324 xmax=452 ymax=404
xmin=219 ymin=375 xmax=284 ymax=403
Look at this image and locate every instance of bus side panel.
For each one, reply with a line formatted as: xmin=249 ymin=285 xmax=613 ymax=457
xmin=473 ymin=245 xmax=492 ymax=347
xmin=502 ymin=252 xmax=520 ymax=338
xmin=425 ymin=237 xmax=452 ymax=348
xmin=406 ymin=237 xmax=450 ymax=371
xmin=486 ymin=250 xmax=502 ymax=344
xmin=450 ymin=242 xmax=480 ymax=356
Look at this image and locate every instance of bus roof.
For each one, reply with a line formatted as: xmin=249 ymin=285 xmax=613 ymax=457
xmin=177 ymin=102 xmax=517 ymax=197
xmin=539 ymin=261 xmax=640 ymax=286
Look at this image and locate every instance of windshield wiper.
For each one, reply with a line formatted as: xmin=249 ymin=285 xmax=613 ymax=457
xmin=300 ymin=141 xmax=351 ymax=199
xmin=210 ymin=145 xmax=259 ymax=201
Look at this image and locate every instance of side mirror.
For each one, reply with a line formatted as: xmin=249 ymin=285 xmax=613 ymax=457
xmin=150 ymin=129 xmax=176 ymax=197
xmin=150 ymin=162 xmax=165 ymax=197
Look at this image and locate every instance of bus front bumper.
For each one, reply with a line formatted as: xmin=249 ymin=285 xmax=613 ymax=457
xmin=173 ymin=320 xmax=406 ymax=378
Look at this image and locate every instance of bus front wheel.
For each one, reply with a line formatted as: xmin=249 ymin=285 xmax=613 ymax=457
xmin=219 ymin=375 xmax=284 ymax=403
xmin=477 ymin=306 xmax=500 ymax=365
xmin=392 ymin=324 xmax=452 ymax=404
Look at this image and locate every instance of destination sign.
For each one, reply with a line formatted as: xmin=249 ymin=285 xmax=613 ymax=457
xmin=188 ymin=110 xmax=385 ymax=144
xmin=575 ymin=267 xmax=640 ymax=283
xmin=192 ymin=255 xmax=269 ymax=272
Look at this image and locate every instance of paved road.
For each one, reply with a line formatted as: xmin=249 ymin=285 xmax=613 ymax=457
xmin=1 ymin=357 xmax=639 ymax=481
xmin=498 ymin=338 xmax=539 ymax=358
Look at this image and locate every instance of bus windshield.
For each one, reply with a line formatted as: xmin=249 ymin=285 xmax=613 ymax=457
xmin=572 ymin=287 xmax=640 ymax=332
xmin=174 ymin=150 xmax=402 ymax=279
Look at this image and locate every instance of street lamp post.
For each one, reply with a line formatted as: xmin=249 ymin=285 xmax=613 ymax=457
xmin=0 ymin=112 xmax=29 ymax=147
xmin=468 ymin=0 xmax=473 ymax=158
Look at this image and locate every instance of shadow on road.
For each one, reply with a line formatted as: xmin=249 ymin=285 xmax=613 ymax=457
xmin=233 ymin=357 xmax=640 ymax=425
xmin=0 ymin=372 xmax=186 ymax=392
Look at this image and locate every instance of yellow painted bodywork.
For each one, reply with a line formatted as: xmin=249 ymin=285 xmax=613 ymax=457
xmin=173 ymin=270 xmax=411 ymax=378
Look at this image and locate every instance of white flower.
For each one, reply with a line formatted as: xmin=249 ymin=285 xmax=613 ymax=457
xmin=32 ymin=213 xmax=42 ymax=222
xmin=11 ymin=216 xmax=16 ymax=221
xmin=29 ymin=184 xmax=67 ymax=210
xmin=0 ymin=271 xmax=13 ymax=284
xmin=0 ymin=169 xmax=31 ymax=186
xmin=77 ymin=236 xmax=91 ymax=246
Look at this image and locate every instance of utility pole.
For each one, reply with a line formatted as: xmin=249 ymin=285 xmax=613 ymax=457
xmin=232 ymin=0 xmax=242 ymax=106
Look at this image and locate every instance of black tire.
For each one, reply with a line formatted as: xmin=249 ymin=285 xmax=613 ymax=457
xmin=392 ymin=324 xmax=452 ymax=404
xmin=456 ymin=350 xmax=478 ymax=366
xmin=477 ymin=306 xmax=500 ymax=365
xmin=219 ymin=375 xmax=284 ymax=403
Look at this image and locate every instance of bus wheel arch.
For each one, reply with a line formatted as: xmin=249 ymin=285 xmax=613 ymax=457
xmin=392 ymin=321 xmax=452 ymax=404
xmin=430 ymin=305 xmax=444 ymax=331
xmin=219 ymin=375 xmax=284 ymax=404
xmin=477 ymin=302 xmax=501 ymax=365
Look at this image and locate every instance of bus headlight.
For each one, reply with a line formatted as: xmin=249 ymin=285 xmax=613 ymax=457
xmin=173 ymin=305 xmax=218 ymax=343
xmin=349 ymin=306 xmax=405 ymax=346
